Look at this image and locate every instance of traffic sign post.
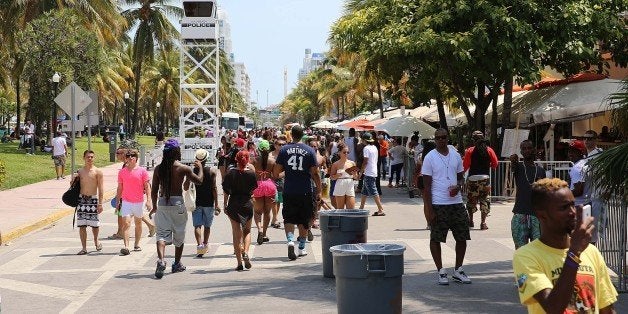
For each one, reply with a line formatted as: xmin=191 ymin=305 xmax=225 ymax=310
xmin=54 ymin=82 xmax=90 ymax=176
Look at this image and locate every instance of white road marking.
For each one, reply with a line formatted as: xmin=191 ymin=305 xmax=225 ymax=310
xmin=0 ymin=278 xmax=81 ymax=300
xmin=0 ymin=247 xmax=60 ymax=273
xmin=60 ymin=270 xmax=117 ymax=313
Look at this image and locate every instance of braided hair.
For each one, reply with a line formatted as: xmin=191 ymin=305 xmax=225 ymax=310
xmin=158 ymin=147 xmax=181 ymax=202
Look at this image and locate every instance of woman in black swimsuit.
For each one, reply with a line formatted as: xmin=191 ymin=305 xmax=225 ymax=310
xmin=222 ymin=150 xmax=258 ymax=271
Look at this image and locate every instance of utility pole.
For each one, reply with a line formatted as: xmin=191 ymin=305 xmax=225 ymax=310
xmin=284 ymin=67 xmax=288 ymax=99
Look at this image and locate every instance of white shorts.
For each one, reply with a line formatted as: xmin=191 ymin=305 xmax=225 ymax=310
xmin=333 ymin=178 xmax=355 ymax=197
xmin=120 ymin=201 xmax=145 ymax=217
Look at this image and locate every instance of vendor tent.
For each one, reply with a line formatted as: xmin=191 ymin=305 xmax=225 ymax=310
xmin=311 ymin=121 xmax=337 ymax=129
xmin=375 ymin=115 xmax=436 ymax=137
xmin=493 ymin=79 xmax=621 ymax=126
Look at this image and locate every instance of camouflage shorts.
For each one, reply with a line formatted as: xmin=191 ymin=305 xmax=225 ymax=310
xmin=430 ymin=203 xmax=471 ymax=243
xmin=466 ymin=178 xmax=490 ymax=215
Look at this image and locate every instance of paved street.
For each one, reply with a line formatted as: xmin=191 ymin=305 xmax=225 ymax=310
xmin=0 ymin=172 xmax=626 ymax=313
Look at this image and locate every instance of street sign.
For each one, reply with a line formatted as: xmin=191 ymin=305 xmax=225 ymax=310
xmin=54 ymin=82 xmax=90 ymax=116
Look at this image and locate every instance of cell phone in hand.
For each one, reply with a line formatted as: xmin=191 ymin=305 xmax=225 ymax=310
xmin=345 ymin=166 xmax=359 ymax=173
xmin=582 ymin=204 xmax=592 ymax=221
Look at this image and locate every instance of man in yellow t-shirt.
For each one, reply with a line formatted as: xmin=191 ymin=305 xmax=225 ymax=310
xmin=512 ymin=178 xmax=617 ymax=313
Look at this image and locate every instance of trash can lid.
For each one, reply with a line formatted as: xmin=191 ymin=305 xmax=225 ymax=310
xmin=319 ymin=209 xmax=369 ymax=217
xmin=330 ymin=243 xmax=406 ymax=256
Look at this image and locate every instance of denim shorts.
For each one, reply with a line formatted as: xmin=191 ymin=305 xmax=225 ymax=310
xmin=361 ymin=176 xmax=379 ymax=196
xmin=192 ymin=206 xmax=215 ymax=228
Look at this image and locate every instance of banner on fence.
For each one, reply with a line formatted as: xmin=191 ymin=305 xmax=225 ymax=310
xmin=501 ymin=129 xmax=530 ymax=158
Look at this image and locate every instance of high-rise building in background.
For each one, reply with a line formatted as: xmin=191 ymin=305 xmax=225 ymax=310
xmin=298 ymin=49 xmax=325 ymax=80
xmin=232 ymin=62 xmax=252 ymax=110
xmin=217 ymin=7 xmax=251 ymax=109
xmin=216 ymin=8 xmax=233 ymax=62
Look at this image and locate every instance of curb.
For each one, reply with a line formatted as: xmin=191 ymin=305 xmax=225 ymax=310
xmin=0 ymin=189 xmax=117 ymax=246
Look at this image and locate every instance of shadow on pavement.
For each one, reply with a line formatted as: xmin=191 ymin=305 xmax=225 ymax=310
xmin=403 ymin=260 xmax=526 ymax=313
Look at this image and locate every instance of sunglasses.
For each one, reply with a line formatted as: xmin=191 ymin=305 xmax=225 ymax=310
xmin=435 ymin=135 xmax=448 ymax=140
xmin=276 ymin=143 xmax=285 ymax=146
xmin=126 ymin=154 xmax=138 ymax=158
xmin=116 ymin=152 xmax=124 ymax=155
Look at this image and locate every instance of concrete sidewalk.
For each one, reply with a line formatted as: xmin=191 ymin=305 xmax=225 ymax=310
xmin=0 ymin=163 xmax=122 ymax=245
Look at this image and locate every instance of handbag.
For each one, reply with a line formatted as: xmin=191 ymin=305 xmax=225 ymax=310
xmin=183 ymin=182 xmax=196 ymax=212
xmin=62 ymin=176 xmax=81 ymax=207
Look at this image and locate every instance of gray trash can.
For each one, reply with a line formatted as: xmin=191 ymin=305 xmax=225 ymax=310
xmin=330 ymin=243 xmax=406 ymax=314
xmin=319 ymin=209 xmax=369 ymax=278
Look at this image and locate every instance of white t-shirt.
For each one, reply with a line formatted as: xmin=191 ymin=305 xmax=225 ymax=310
xmin=362 ymin=144 xmax=378 ymax=177
xmin=344 ymin=137 xmax=357 ymax=161
xmin=569 ymin=159 xmax=587 ymax=205
xmin=421 ymin=145 xmax=463 ymax=205
xmin=330 ymin=141 xmax=339 ymax=156
xmin=52 ymin=136 xmax=67 ymax=156
xmin=388 ymin=145 xmax=406 ymax=165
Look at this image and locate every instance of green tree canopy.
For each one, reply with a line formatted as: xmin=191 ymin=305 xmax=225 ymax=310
xmin=19 ymin=9 xmax=104 ymax=129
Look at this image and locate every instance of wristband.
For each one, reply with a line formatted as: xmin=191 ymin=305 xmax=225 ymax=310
xmin=564 ymin=257 xmax=579 ymax=269
xmin=568 ymin=251 xmax=582 ymax=264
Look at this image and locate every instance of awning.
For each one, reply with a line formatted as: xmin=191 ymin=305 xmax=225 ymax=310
xmin=357 ymin=118 xmax=389 ymax=130
xmin=495 ymin=79 xmax=621 ymax=126
xmin=337 ymin=119 xmax=369 ymax=131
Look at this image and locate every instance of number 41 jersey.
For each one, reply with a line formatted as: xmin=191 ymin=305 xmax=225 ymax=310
xmin=276 ymin=142 xmax=318 ymax=195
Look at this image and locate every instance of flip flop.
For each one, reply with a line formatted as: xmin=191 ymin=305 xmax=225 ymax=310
xmin=96 ymin=243 xmax=103 ymax=251
xmin=372 ymin=212 xmax=386 ymax=216
xmin=134 ymin=246 xmax=142 ymax=252
xmin=77 ymin=249 xmax=88 ymax=255
xmin=107 ymin=234 xmax=122 ymax=240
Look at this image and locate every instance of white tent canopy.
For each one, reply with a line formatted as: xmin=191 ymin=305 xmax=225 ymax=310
xmin=375 ymin=115 xmax=436 ymax=137
xmin=311 ymin=120 xmax=337 ymax=129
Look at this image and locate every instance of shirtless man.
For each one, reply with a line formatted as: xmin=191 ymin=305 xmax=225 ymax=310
xmin=150 ymin=139 xmax=204 ymax=279
xmin=75 ymin=150 xmax=104 ymax=255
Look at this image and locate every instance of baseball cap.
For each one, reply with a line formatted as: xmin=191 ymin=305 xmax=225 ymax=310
xmin=361 ymin=132 xmax=374 ymax=142
xmin=235 ymin=138 xmax=246 ymax=148
xmin=569 ymin=140 xmax=586 ymax=154
xmin=195 ymin=149 xmax=209 ymax=162
xmin=164 ymin=138 xmax=179 ymax=151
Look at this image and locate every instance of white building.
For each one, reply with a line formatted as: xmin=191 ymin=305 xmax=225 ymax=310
xmin=217 ymin=6 xmax=251 ymax=109
xmin=298 ymin=49 xmax=325 ymax=80
xmin=216 ymin=8 xmax=233 ymax=62
xmin=233 ymin=62 xmax=252 ymax=110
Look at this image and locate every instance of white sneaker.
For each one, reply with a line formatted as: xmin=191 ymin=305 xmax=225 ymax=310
xmin=452 ymin=267 xmax=472 ymax=284
xmin=298 ymin=248 xmax=308 ymax=257
xmin=438 ymin=268 xmax=449 ymax=285
xmin=287 ymin=241 xmax=297 ymax=260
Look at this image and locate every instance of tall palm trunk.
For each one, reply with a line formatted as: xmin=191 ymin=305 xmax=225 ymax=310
xmin=131 ymin=58 xmax=143 ymax=137
xmin=15 ymin=78 xmax=21 ymax=140
xmin=491 ymin=93 xmax=498 ymax=146
xmin=377 ymin=77 xmax=384 ymax=118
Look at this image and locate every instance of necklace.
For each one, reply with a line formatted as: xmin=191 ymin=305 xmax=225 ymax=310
xmin=437 ymin=149 xmax=451 ymax=180
xmin=523 ymin=163 xmax=537 ymax=184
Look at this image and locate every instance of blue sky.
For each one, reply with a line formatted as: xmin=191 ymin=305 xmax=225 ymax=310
xmin=217 ymin=0 xmax=345 ymax=108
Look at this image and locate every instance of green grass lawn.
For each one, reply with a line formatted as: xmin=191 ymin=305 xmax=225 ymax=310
xmin=0 ymin=135 xmax=156 ymax=190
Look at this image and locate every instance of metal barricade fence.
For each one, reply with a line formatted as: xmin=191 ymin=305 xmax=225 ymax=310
xmin=598 ymin=195 xmax=628 ymax=292
xmin=489 ymin=160 xmax=574 ymax=201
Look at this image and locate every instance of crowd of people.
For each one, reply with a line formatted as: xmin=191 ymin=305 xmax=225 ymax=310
xmin=68 ymin=124 xmax=618 ymax=312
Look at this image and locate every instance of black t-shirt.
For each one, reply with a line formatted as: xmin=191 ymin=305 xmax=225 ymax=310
xmin=194 ymin=166 xmax=215 ymax=207
xmin=512 ymin=162 xmax=546 ymax=215
xmin=225 ymin=146 xmax=240 ymax=170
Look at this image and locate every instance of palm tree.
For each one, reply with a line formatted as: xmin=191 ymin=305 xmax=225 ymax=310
xmin=0 ymin=0 xmax=124 ymax=135
xmin=121 ymin=0 xmax=183 ymax=137
xmin=588 ymin=78 xmax=628 ymax=198
xmin=143 ymin=48 xmax=179 ymax=131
